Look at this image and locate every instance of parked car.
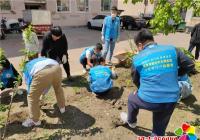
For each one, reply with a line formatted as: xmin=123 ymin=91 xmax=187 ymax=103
xmin=120 ymin=15 xmax=147 ymax=30
xmin=142 ymin=14 xmax=154 ymax=28
xmin=87 ymin=15 xmax=106 ymax=29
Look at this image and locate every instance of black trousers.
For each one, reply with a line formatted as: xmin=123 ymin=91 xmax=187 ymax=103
xmin=188 ymin=42 xmax=200 ymax=60
xmin=62 ymin=60 xmax=71 ymax=77
xmin=80 ymin=57 xmax=102 ymax=68
xmin=127 ymin=93 xmax=176 ymax=136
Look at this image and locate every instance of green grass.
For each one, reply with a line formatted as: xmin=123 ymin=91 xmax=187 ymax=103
xmin=0 ymin=115 xmax=6 ymax=128
xmin=0 ymin=104 xmax=8 ymax=112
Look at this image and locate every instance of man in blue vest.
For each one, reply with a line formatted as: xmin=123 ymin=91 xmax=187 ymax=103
xmin=89 ymin=58 xmax=117 ymax=95
xmin=0 ymin=57 xmax=22 ymax=91
xmin=22 ymin=57 xmax=66 ymax=127
xmin=120 ymin=29 xmax=195 ymax=136
xmin=80 ymin=43 xmax=103 ymax=74
xmin=102 ymin=6 xmax=120 ymax=66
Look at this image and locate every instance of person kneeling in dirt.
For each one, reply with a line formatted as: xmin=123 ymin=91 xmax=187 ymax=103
xmin=22 ymin=57 xmax=66 ymax=127
xmin=80 ymin=43 xmax=103 ymax=74
xmin=179 ymin=74 xmax=192 ymax=100
xmin=88 ymin=58 xmax=117 ymax=95
xmin=0 ymin=57 xmax=22 ymax=91
xmin=120 ymin=29 xmax=195 ymax=136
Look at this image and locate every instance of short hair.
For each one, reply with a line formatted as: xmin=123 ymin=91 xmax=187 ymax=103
xmin=99 ymin=57 xmax=105 ymax=63
xmin=95 ymin=43 xmax=103 ymax=51
xmin=134 ymin=29 xmax=154 ymax=45
xmin=22 ymin=22 xmax=31 ymax=30
xmin=51 ymin=26 xmax=62 ymax=37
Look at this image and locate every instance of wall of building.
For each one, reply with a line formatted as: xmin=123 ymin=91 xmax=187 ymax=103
xmin=118 ymin=0 xmax=154 ymax=17
xmin=0 ymin=0 xmax=118 ymax=27
xmin=0 ymin=0 xmax=25 ymax=19
xmin=48 ymin=0 xmax=118 ymax=26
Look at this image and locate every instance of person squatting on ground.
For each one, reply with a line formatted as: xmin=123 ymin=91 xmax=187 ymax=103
xmin=22 ymin=57 xmax=66 ymax=127
xmin=88 ymin=58 xmax=117 ymax=95
xmin=80 ymin=43 xmax=103 ymax=74
xmin=120 ymin=29 xmax=195 ymax=136
xmin=101 ymin=6 xmax=120 ymax=65
xmin=22 ymin=24 xmax=39 ymax=60
xmin=178 ymin=74 xmax=192 ymax=100
xmin=0 ymin=56 xmax=22 ymax=91
xmin=41 ymin=26 xmax=71 ymax=80
xmin=188 ymin=23 xmax=200 ymax=60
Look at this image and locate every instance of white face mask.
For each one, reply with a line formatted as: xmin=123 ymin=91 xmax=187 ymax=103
xmin=111 ymin=13 xmax=117 ymax=18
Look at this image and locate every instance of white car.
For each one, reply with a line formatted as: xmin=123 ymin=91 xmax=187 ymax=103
xmin=87 ymin=15 xmax=106 ymax=29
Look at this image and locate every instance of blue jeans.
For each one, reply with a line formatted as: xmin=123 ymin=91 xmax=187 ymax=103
xmin=103 ymin=40 xmax=116 ymax=62
xmin=128 ymin=92 xmax=176 ymax=136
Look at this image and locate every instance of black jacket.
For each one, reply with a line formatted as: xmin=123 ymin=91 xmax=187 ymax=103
xmin=190 ymin=23 xmax=200 ymax=44
xmin=41 ymin=32 xmax=68 ymax=61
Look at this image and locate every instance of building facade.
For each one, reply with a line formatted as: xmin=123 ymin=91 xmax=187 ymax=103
xmin=118 ymin=0 xmax=154 ymax=17
xmin=0 ymin=0 xmax=118 ymax=26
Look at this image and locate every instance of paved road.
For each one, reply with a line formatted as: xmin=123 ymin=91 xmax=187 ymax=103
xmin=1 ymin=27 xmax=193 ymax=76
xmin=0 ymin=27 xmax=138 ymax=58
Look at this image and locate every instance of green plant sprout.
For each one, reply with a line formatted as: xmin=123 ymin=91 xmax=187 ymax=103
xmin=22 ymin=24 xmax=34 ymax=44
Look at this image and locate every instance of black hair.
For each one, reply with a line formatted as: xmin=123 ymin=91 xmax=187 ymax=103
xmin=99 ymin=57 xmax=105 ymax=63
xmin=95 ymin=43 xmax=103 ymax=51
xmin=94 ymin=57 xmax=105 ymax=66
xmin=51 ymin=26 xmax=62 ymax=37
xmin=134 ymin=29 xmax=154 ymax=45
xmin=22 ymin=22 xmax=31 ymax=30
xmin=0 ymin=58 xmax=11 ymax=69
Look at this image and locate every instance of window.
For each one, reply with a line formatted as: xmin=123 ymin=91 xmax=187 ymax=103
xmin=0 ymin=0 xmax=11 ymax=11
xmin=101 ymin=0 xmax=111 ymax=12
xmin=57 ymin=0 xmax=70 ymax=12
xmin=76 ymin=0 xmax=89 ymax=12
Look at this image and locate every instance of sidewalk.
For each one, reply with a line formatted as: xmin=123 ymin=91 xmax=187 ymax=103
xmin=9 ymin=32 xmax=191 ymax=77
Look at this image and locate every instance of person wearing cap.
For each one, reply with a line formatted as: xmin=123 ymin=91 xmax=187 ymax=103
xmin=22 ymin=56 xmax=66 ymax=127
xmin=80 ymin=43 xmax=103 ymax=74
xmin=41 ymin=26 xmax=71 ymax=80
xmin=102 ymin=6 xmax=120 ymax=66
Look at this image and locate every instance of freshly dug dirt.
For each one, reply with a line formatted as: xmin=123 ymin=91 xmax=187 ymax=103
xmin=0 ymin=68 xmax=199 ymax=140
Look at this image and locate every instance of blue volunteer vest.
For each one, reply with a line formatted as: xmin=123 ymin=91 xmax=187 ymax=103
xmin=104 ymin=16 xmax=120 ymax=41
xmin=133 ymin=44 xmax=180 ymax=103
xmin=0 ymin=65 xmax=15 ymax=87
xmin=23 ymin=57 xmax=47 ymax=93
xmin=80 ymin=47 xmax=95 ymax=61
xmin=89 ymin=65 xmax=113 ymax=94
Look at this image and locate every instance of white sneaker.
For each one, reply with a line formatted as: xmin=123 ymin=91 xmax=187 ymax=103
xmin=59 ymin=107 xmax=65 ymax=114
xmin=22 ymin=119 xmax=41 ymax=127
xmin=107 ymin=61 xmax=113 ymax=66
xmin=120 ymin=112 xmax=136 ymax=128
xmin=82 ymin=69 xmax=87 ymax=74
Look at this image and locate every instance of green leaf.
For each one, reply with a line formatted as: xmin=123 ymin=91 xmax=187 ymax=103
xmin=124 ymin=0 xmax=200 ymax=35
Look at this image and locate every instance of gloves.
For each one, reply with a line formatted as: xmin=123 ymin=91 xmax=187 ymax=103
xmin=101 ymin=36 xmax=104 ymax=42
xmin=62 ymin=55 xmax=67 ymax=64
